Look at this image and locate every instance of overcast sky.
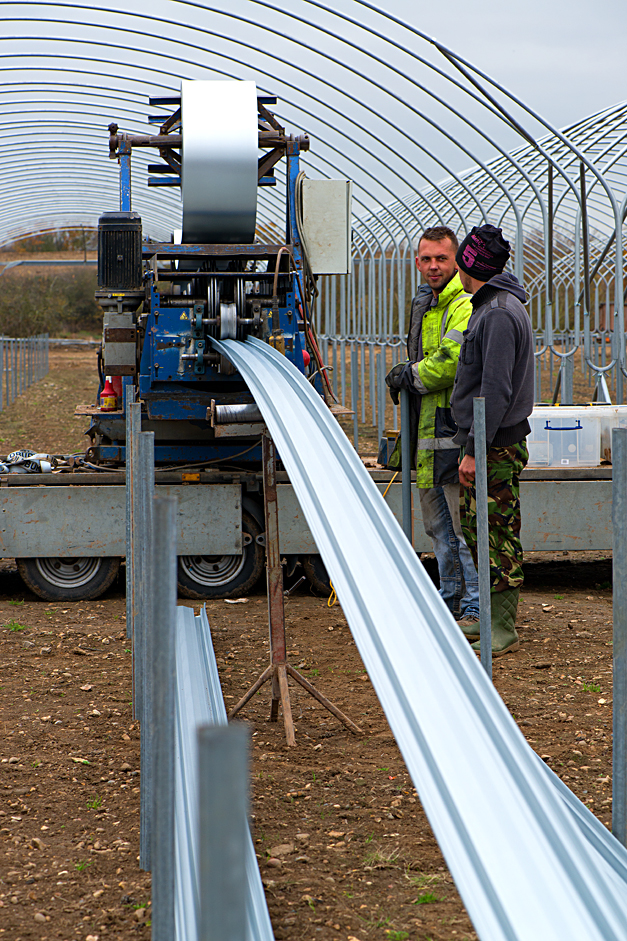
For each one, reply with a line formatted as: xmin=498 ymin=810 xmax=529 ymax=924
xmin=1 ymin=0 xmax=625 ymax=240
xmin=393 ymin=0 xmax=626 ymax=129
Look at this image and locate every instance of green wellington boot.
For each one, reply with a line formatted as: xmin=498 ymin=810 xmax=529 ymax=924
xmin=471 ymin=587 xmax=520 ymax=657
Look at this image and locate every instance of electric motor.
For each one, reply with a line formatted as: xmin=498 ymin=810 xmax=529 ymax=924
xmin=96 ymin=211 xmax=143 ymax=312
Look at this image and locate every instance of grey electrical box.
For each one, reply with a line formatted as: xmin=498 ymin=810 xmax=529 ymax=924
xmin=301 ymin=179 xmax=352 ymax=275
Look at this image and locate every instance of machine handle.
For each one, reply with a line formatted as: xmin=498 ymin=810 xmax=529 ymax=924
xmin=544 ymin=420 xmax=582 ymax=431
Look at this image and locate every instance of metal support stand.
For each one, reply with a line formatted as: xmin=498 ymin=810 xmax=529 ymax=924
xmin=229 ymin=432 xmax=362 ymax=744
xmin=612 ymin=427 xmax=627 ymax=846
xmin=473 ymin=398 xmax=492 ymax=679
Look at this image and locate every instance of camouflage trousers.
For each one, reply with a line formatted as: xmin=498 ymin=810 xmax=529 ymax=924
xmin=460 ymin=440 xmax=528 ymax=592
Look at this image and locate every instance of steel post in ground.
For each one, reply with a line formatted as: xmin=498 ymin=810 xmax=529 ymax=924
xmin=150 ymin=494 xmax=177 ymax=941
xmin=198 ymin=724 xmax=249 ymax=941
xmin=127 ymin=402 xmax=141 ymax=675
xmin=138 ymin=431 xmax=155 ymax=872
xmin=612 ymin=427 xmax=627 ymax=846
xmin=351 ymin=346 xmax=359 ymax=451
xmin=377 ymin=348 xmax=385 ymax=449
xmin=124 ymin=387 xmax=136 ymax=641
xmin=400 ymin=389 xmax=412 ymax=545
xmin=473 ymin=397 xmax=492 ymax=679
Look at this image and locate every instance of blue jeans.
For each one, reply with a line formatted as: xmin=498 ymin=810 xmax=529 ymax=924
xmin=418 ymin=483 xmax=480 ymax=619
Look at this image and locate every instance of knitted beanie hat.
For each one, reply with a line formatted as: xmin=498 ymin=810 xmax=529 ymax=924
xmin=456 ymin=224 xmax=510 ymax=280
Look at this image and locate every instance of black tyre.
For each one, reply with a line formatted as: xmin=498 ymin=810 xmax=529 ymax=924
xmin=17 ymin=556 xmax=121 ymax=602
xmin=177 ymin=510 xmax=264 ymax=600
xmin=303 ymin=554 xmax=332 ymax=596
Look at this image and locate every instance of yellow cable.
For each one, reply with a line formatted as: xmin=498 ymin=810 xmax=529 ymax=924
xmin=382 ymin=470 xmax=399 ymax=500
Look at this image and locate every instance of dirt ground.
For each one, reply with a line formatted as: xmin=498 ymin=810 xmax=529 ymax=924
xmin=0 ymin=349 xmax=618 ymax=941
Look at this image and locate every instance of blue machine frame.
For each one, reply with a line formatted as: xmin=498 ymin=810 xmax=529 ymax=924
xmin=91 ymin=94 xmax=315 ymax=466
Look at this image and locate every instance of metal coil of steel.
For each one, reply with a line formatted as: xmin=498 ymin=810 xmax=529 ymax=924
xmin=181 ymin=79 xmax=258 ymax=245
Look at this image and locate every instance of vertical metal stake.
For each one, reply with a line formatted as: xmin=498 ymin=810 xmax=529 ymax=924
xmin=400 ymin=389 xmax=412 ymax=545
xmin=150 ymin=494 xmax=177 ymax=941
xmin=125 ymin=389 xmax=137 ymax=641
xmin=473 ymin=398 xmax=492 ymax=679
xmin=612 ymin=427 xmax=627 ymax=846
xmin=128 ymin=403 xmax=141 ymax=685
xmin=376 ymin=349 xmax=384 ymax=449
xmin=138 ymin=431 xmax=155 ymax=872
xmin=351 ymin=346 xmax=359 ymax=452
xmin=198 ymin=724 xmax=249 ymax=941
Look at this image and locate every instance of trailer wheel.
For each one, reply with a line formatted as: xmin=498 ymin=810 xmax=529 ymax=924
xmin=303 ymin=554 xmax=332 ymax=596
xmin=17 ymin=557 xmax=121 ymax=602
xmin=177 ymin=510 xmax=264 ymax=599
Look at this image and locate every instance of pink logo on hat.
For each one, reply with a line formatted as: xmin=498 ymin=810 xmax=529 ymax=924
xmin=462 ymin=245 xmax=477 ymax=266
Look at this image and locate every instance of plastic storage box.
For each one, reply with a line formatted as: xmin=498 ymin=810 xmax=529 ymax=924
xmin=589 ymin=405 xmax=627 ymax=462
xmin=527 ymin=407 xmax=601 ymax=467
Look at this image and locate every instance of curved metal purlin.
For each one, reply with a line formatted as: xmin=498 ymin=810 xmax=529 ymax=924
xmin=216 ymin=333 xmax=627 ymax=941
xmin=1 ymin=1 xmax=625 ymax=425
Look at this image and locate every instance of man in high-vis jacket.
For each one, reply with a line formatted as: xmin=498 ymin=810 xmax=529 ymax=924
xmin=386 ymin=226 xmax=479 ymax=624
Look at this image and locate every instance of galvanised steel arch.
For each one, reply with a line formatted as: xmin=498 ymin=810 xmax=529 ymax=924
xmin=1 ymin=0 xmax=626 ymax=419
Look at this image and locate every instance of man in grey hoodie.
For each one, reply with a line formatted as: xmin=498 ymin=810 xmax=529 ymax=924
xmin=450 ymin=224 xmax=534 ymax=657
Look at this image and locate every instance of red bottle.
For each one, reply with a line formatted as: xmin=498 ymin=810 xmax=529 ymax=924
xmin=100 ymin=378 xmax=117 ymax=412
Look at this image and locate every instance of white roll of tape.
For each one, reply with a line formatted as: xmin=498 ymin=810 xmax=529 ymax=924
xmin=181 ymin=79 xmax=258 ymax=244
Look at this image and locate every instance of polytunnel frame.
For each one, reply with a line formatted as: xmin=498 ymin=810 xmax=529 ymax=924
xmin=0 ymin=0 xmax=580 ymax=251
xmin=1 ymin=0 xmax=626 ymax=397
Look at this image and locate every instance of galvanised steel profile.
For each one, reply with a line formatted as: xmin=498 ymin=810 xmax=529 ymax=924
xmin=214 ymin=334 xmax=627 ymax=941
xmin=174 ymin=605 xmax=274 ymax=941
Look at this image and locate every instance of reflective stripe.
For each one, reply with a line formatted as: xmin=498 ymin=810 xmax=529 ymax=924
xmin=445 ymin=328 xmax=464 ymax=344
xmin=417 ymin=437 xmax=459 ymax=451
xmin=440 ymin=294 xmax=472 ymax=342
xmin=439 ymin=304 xmax=451 ymax=342
xmin=410 ymin=363 xmax=428 ymax=394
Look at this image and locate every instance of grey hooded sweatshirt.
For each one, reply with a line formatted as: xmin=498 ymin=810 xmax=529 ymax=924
xmin=450 ymin=272 xmax=534 ymax=458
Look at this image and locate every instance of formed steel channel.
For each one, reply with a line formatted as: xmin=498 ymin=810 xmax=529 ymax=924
xmin=213 ymin=335 xmax=627 ymax=941
xmin=174 ymin=606 xmax=273 ymax=941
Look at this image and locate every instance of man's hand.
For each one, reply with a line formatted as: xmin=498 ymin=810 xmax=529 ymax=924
xmin=459 ymin=453 xmax=476 ymax=488
xmin=385 ymin=362 xmax=415 ymax=405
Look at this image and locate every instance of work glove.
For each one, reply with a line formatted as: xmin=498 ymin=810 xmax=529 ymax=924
xmin=385 ymin=362 xmax=415 ymax=405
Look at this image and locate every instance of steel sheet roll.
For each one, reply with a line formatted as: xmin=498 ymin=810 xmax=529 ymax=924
xmin=181 ymin=80 xmax=258 ymax=244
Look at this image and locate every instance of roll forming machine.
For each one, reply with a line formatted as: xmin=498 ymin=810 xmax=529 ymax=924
xmin=88 ymin=80 xmax=329 ymax=466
